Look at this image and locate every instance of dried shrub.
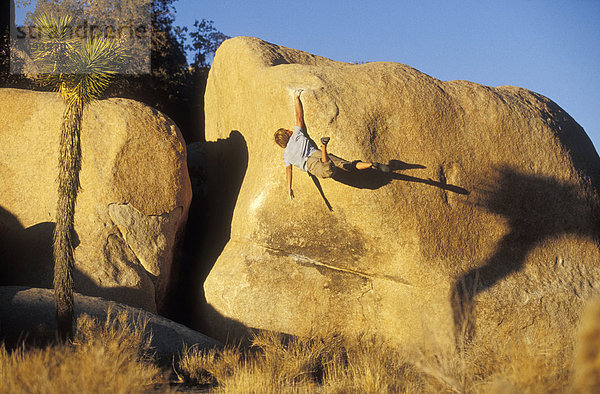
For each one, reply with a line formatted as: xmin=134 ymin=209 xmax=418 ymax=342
xmin=0 ymin=310 xmax=167 ymax=393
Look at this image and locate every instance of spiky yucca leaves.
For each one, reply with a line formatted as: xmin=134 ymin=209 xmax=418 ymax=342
xmin=33 ymin=14 xmax=123 ymax=105
xmin=32 ymin=13 xmax=123 ymax=341
xmin=59 ymin=36 xmax=123 ymax=104
xmin=31 ymin=13 xmax=77 ymax=80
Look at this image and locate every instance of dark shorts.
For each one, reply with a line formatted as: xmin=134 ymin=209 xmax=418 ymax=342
xmin=306 ymin=150 xmax=350 ymax=178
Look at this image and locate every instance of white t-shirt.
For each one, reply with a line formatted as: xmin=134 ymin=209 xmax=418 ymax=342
xmin=283 ymin=126 xmax=318 ymax=172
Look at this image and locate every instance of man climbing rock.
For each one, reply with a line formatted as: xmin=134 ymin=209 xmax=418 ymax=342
xmin=274 ymin=89 xmax=390 ymax=201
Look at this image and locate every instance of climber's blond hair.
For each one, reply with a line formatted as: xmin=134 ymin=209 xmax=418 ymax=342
xmin=274 ymin=128 xmax=290 ymax=148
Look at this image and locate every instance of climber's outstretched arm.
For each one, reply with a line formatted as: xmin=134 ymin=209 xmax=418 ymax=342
xmin=286 ymin=165 xmax=294 ymax=201
xmin=294 ymin=89 xmax=304 ymax=129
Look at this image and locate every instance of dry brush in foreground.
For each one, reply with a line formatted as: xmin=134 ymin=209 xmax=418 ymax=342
xmin=177 ymin=324 xmax=576 ymax=393
xmin=0 ymin=311 xmax=169 ymax=393
xmin=4 ymin=299 xmax=600 ymax=393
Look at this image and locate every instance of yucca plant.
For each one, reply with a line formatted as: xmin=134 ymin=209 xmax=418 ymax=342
xmin=32 ymin=13 xmax=123 ymax=340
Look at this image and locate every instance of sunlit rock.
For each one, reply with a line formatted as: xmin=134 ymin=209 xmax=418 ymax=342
xmin=0 ymin=89 xmax=192 ymax=312
xmin=201 ymin=37 xmax=600 ymax=348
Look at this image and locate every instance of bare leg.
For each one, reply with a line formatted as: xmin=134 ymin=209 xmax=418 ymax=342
xmin=356 ymin=161 xmax=373 ymax=170
xmin=321 ymin=144 xmax=330 ymax=163
xmin=319 ymin=137 xmax=388 ymax=172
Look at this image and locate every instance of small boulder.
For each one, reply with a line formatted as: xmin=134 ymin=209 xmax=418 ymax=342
xmin=0 ymin=286 xmax=221 ymax=364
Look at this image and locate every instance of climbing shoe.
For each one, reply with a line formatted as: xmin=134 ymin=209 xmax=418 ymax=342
xmin=373 ymin=162 xmax=391 ymax=173
xmin=320 ymin=137 xmax=330 ymax=146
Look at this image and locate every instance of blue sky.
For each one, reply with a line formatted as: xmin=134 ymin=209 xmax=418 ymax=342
xmin=174 ymin=0 xmax=600 ymax=152
xmin=15 ymin=1 xmax=600 ymax=152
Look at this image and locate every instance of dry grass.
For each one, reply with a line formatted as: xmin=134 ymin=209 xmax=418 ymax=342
xmin=174 ymin=304 xmax=591 ymax=394
xmin=573 ymin=297 xmax=600 ymax=393
xmin=412 ymin=330 xmax=572 ymax=393
xmin=5 ymin=298 xmax=600 ymax=393
xmin=0 ymin=310 xmax=169 ymax=393
xmin=176 ymin=325 xmax=573 ymax=393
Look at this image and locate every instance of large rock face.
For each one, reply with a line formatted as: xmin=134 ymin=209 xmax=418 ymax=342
xmin=0 ymin=89 xmax=192 ymax=313
xmin=202 ymin=36 xmax=600 ymax=347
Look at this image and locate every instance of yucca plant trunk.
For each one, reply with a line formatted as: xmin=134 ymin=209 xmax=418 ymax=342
xmin=53 ymin=96 xmax=83 ymax=341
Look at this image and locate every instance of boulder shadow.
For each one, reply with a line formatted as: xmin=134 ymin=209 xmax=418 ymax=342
xmin=198 ymin=301 xmax=264 ymax=346
xmin=451 ymin=166 xmax=600 ymax=345
xmin=0 ymin=206 xmax=78 ymax=289
xmin=73 ymin=271 xmax=155 ymax=312
xmin=165 ymin=130 xmax=249 ymax=335
xmin=0 ymin=286 xmax=223 ymax=363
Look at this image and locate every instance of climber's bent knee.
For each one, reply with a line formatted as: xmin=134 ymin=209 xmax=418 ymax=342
xmin=307 ymin=151 xmax=335 ymax=178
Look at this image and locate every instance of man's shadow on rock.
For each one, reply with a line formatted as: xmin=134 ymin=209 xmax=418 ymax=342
xmin=450 ymin=166 xmax=600 ymax=346
xmin=310 ymin=159 xmax=469 ymax=211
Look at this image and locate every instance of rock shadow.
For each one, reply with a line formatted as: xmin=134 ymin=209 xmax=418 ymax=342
xmin=451 ymin=166 xmax=600 ymax=345
xmin=0 ymin=203 xmax=235 ymax=343
xmin=0 ymin=206 xmax=78 ymax=289
xmin=73 ymin=271 xmax=155 ymax=312
xmin=329 ymin=158 xmax=469 ymax=192
xmin=198 ymin=301 xmax=264 ymax=346
xmin=0 ymin=286 xmax=223 ymax=363
xmin=0 ymin=204 xmax=147 ymax=309
xmin=165 ymin=130 xmax=249 ymax=333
